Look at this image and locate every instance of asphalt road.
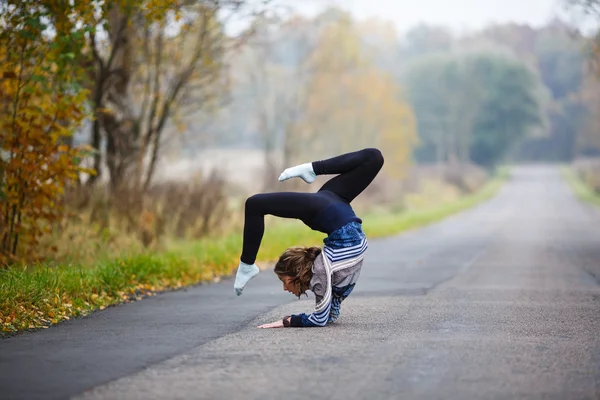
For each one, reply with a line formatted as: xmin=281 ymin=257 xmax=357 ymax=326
xmin=2 ymin=166 xmax=600 ymax=400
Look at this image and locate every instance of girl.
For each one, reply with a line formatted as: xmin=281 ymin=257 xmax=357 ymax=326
xmin=233 ymin=148 xmax=384 ymax=328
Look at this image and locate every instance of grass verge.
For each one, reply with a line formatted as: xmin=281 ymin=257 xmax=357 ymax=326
xmin=560 ymin=166 xmax=600 ymax=207
xmin=0 ymin=168 xmax=509 ymax=336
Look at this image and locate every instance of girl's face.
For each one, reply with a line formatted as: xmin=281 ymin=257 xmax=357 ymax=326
xmin=279 ymin=275 xmax=300 ymax=296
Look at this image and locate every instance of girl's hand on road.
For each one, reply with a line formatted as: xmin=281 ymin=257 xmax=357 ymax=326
xmin=257 ymin=320 xmax=284 ymax=328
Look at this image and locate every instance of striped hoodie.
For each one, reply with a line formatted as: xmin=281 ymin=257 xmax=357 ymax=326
xmin=288 ymin=222 xmax=367 ymax=327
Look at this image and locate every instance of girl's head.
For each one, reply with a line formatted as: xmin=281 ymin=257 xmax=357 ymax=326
xmin=274 ymin=246 xmax=322 ymax=297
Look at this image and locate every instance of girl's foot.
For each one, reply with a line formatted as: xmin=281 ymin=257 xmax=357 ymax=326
xmin=234 ymin=261 xmax=259 ymax=296
xmin=278 ymin=163 xmax=316 ymax=184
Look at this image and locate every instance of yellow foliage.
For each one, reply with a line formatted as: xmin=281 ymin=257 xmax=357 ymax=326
xmin=0 ymin=1 xmax=94 ymax=265
xmin=303 ymin=17 xmax=418 ymax=180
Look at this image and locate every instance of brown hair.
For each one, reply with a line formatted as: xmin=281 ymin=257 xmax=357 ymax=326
xmin=273 ymin=246 xmax=322 ymax=297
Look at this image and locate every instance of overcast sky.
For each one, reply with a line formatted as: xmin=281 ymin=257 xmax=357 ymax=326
xmin=227 ymin=0 xmax=598 ymax=36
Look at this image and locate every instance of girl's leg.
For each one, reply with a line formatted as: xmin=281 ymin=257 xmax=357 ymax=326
xmin=240 ymin=192 xmax=327 ymax=265
xmin=314 ymin=148 xmax=384 ymax=203
xmin=235 ymin=191 xmax=327 ymax=296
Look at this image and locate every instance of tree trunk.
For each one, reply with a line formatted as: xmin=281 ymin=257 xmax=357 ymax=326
xmin=103 ymin=7 xmax=138 ymax=193
xmin=86 ymin=78 xmax=104 ymax=187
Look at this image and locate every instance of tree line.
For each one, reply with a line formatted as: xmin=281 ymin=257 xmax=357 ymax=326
xmin=205 ymin=8 xmax=600 ymax=170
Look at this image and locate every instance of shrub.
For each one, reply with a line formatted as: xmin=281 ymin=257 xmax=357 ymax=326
xmin=573 ymin=157 xmax=600 ymax=193
xmin=45 ymin=171 xmax=231 ymax=263
xmin=0 ymin=6 xmax=93 ymax=265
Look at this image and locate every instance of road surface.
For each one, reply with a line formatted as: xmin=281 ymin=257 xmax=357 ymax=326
xmin=1 ymin=166 xmax=600 ymax=400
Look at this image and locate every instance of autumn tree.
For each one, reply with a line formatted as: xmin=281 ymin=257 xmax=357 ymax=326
xmin=302 ymin=10 xmax=418 ymax=180
xmin=83 ymin=0 xmax=252 ymax=192
xmin=229 ymin=8 xmax=417 ymax=188
xmin=0 ymin=0 xmax=94 ymax=264
xmin=355 ymin=17 xmax=402 ymax=76
xmin=234 ymin=16 xmax=318 ymax=190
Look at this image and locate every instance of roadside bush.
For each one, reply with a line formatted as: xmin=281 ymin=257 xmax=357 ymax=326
xmin=572 ymin=157 xmax=600 ymax=193
xmin=0 ymin=11 xmax=92 ymax=266
xmin=44 ymin=171 xmax=231 ymax=264
xmin=441 ymin=163 xmax=488 ymax=194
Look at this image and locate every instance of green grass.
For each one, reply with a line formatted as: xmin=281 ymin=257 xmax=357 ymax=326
xmin=561 ymin=166 xmax=600 ymax=207
xmin=0 ymin=168 xmax=509 ymax=335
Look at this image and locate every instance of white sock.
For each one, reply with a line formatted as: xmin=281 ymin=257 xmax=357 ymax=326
xmin=278 ymin=162 xmax=316 ymax=184
xmin=234 ymin=261 xmax=259 ymax=296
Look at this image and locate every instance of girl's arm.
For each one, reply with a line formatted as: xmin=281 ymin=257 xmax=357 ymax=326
xmin=256 ymin=283 xmax=330 ymax=328
xmin=287 ymin=282 xmax=331 ymax=328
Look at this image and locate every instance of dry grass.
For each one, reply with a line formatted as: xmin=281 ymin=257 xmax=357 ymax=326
xmin=39 ymin=170 xmax=235 ymax=264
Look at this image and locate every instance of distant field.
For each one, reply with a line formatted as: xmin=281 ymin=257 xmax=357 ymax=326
xmin=154 ymin=148 xmax=280 ymax=194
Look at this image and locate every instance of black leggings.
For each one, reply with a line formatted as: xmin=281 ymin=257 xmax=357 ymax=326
xmin=240 ymin=148 xmax=384 ymax=264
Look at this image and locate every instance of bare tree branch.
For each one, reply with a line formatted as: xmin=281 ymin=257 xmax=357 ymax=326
xmin=145 ymin=28 xmax=165 ymax=151
xmin=89 ymin=28 xmax=105 ymax=73
xmin=138 ymin=24 xmax=153 ymax=134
